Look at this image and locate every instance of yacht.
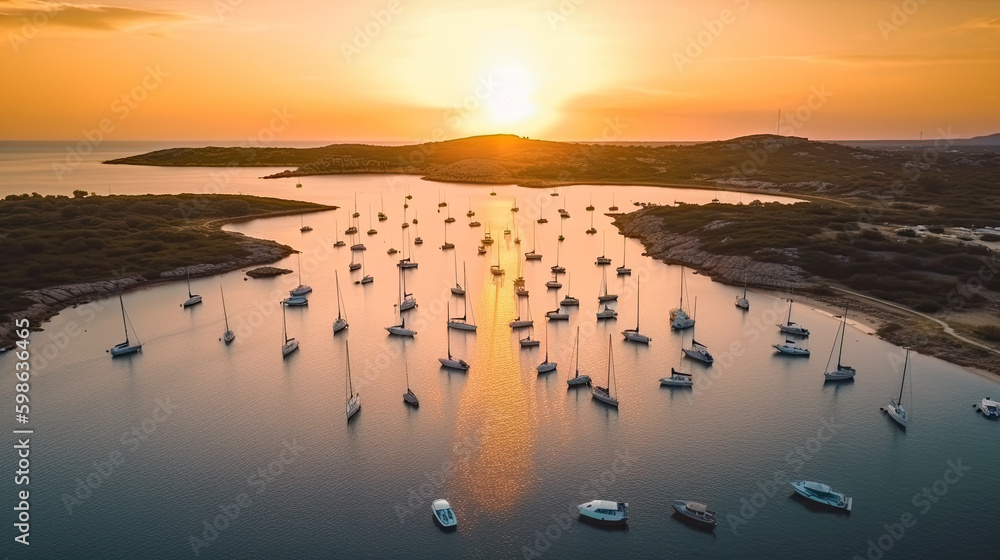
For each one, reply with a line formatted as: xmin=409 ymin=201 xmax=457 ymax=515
xmin=385 ymin=307 xmax=417 ymax=337
xmin=448 ymin=282 xmax=477 ymax=331
xmin=220 ymin=286 xmax=235 ymax=344
xmin=561 ymin=273 xmax=579 ymax=306
xmin=790 ymin=481 xmax=852 ymax=511
xmin=977 ymin=397 xmax=1000 ymax=418
xmin=282 ymin=295 xmax=308 ymax=306
xmin=680 ymin=299 xmax=712 ymax=362
xmin=451 ymin=257 xmax=466 ymax=295
xmin=660 ymin=368 xmax=693 ymax=387
xmin=432 ymin=499 xmax=457 ymax=528
xmin=596 ymin=235 xmax=612 ymax=265
xmin=622 ymin=277 xmax=651 ymax=343
xmin=280 ymin=303 xmax=298 ymax=357
xmin=537 ymin=321 xmax=556 ymax=374
xmin=670 ymin=264 xmax=695 ymax=330
xmin=403 ymin=364 xmax=419 ymax=407
xmin=735 ymin=272 xmax=750 ymax=309
xmin=577 ymin=500 xmax=628 ymax=524
xmin=616 ymin=236 xmax=631 ymax=276
xmin=333 ymin=271 xmax=348 ymax=334
xmin=509 ymin=293 xmax=534 ymax=329
xmin=671 ymin=501 xmax=717 ymax=528
xmin=289 ymin=254 xmax=312 ymax=297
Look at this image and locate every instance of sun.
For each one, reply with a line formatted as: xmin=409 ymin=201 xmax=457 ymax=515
xmin=485 ymin=65 xmax=536 ymax=125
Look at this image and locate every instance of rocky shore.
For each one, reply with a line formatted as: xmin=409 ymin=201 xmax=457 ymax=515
xmin=0 ymin=233 xmax=292 ymax=350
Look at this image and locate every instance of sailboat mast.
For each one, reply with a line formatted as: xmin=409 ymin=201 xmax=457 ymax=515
xmin=606 ymin=335 xmax=612 ymax=387
xmin=221 ymin=286 xmax=230 ymax=331
xmin=187 ymin=269 xmax=194 ymax=298
xmin=787 ymin=300 xmax=793 ymax=325
xmin=898 ymin=350 xmax=908 ymax=404
xmin=837 ymin=306 xmax=848 ymax=367
xmin=347 ymin=340 xmax=353 ymax=396
xmin=446 ymin=302 xmax=452 ymax=358
xmin=282 ymin=304 xmax=288 ymax=343
xmin=119 ymin=294 xmax=129 ymax=341
xmin=336 ymin=270 xmax=343 ymax=320
xmin=575 ymin=326 xmax=580 ymax=374
xmin=635 ymin=277 xmax=641 ymax=330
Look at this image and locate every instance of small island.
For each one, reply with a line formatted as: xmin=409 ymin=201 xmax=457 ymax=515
xmin=0 ymin=192 xmax=332 ymax=348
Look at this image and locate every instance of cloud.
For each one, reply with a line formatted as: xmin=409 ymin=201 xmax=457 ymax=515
xmin=713 ymin=53 xmax=996 ymax=67
xmin=936 ymin=16 xmax=1000 ymax=36
xmin=0 ymin=0 xmax=192 ymax=32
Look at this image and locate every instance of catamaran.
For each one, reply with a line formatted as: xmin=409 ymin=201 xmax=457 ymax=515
xmin=622 ymin=277 xmax=651 ymax=343
xmin=220 ymin=285 xmax=235 ymax=344
xmin=777 ymin=299 xmax=810 ymax=336
xmin=109 ymin=293 xmax=142 ymax=357
xmin=670 ymin=264 xmax=694 ymax=330
xmin=345 ymin=340 xmax=361 ymax=420
xmin=881 ymin=348 xmax=911 ymax=429
xmin=592 ymin=335 xmax=619 ymax=407
xmin=440 ymin=302 xmax=471 ymax=371
xmin=824 ymin=307 xmax=855 ymax=380
xmin=333 ymin=270 xmax=348 ymax=334
xmin=567 ymin=326 xmax=592 ymax=386
xmin=182 ymin=268 xmax=202 ymax=307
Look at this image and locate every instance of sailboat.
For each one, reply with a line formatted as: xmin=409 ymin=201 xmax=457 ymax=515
xmin=451 ymin=256 xmax=466 ymax=295
xmin=333 ymin=270 xmax=348 ymax=334
xmin=439 ymin=302 xmax=471 ymax=371
xmin=546 ymin=289 xmax=568 ymax=320
xmin=467 ymin=197 xmax=475 ymax=218
xmin=735 ymin=272 xmax=749 ymax=309
xmin=558 ymin=216 xmax=565 ymax=241
xmin=385 ymin=304 xmax=417 ymax=336
xmin=598 ymin=266 xmax=618 ymax=302
xmin=490 ymin=242 xmax=504 ymax=276
xmin=561 ymin=273 xmax=579 ymax=306
xmin=438 ymin=190 xmax=447 ymax=207
xmin=220 ymin=285 xmax=235 ymax=344
xmin=545 ymin=273 xmax=562 ymax=289
xmin=440 ymin=220 xmax=455 ymax=250
xmin=334 ymin=219 xmax=346 ymax=247
xmin=448 ymin=281 xmax=477 ymax=331
xmin=596 ymin=303 xmax=618 ymax=320
xmin=537 ymin=204 xmax=548 ymax=224
xmin=596 ymin=232 xmax=612 ymax=265
xmin=510 ymin=292 xmax=534 ymax=329
xmin=345 ymin=340 xmax=361 ymax=420
xmin=445 ymin=205 xmax=455 ymax=224
xmin=403 ymin=363 xmax=419 ymax=407
xmin=681 ymin=298 xmax=713 ymax=362
xmin=773 ymin=338 xmax=810 ymax=355
xmin=348 ymin=246 xmax=362 ymax=271
xmin=609 ymin=193 xmax=618 ymax=212
xmin=670 ymin=264 xmax=695 ymax=330
xmin=378 ymin=193 xmax=388 ymax=221
xmin=350 ymin=223 xmax=365 ymax=250
xmin=109 ymin=293 xmax=142 ymax=356
xmin=413 ymin=210 xmax=423 ymax=244
xmin=525 ymin=223 xmax=542 ymax=260
xmin=513 ymin=250 xmax=526 ymax=289
xmin=551 ymin=242 xmax=565 ymax=273
xmin=352 ymin=192 xmax=360 ymax=218
xmin=592 ymin=335 xmax=619 ymax=407
xmin=519 ymin=321 xmax=541 ymax=347
xmin=397 ymin=227 xmax=418 ymax=268
xmin=567 ymin=326 xmax=592 ymax=386
xmin=512 ymin=198 xmax=519 ymax=212
xmin=881 ymin=349 xmax=911 ymax=429
xmin=299 ymin=214 xmax=312 ymax=232
xmin=401 ymin=199 xmax=410 ymax=229
xmin=290 ymin=253 xmax=312 ymax=296
xmin=622 ymin=277 xmax=651 ymax=343
xmin=345 ymin=217 xmax=358 ymax=236
xmin=586 ymin=192 xmax=595 ymax=212
xmin=513 ymin=219 xmax=521 ymax=245
xmin=398 ymin=267 xmax=417 ymax=311
xmin=824 ymin=307 xmax=856 ymax=381
xmin=616 ymin=235 xmax=631 ymax=276
xmin=537 ymin=320 xmax=556 ymax=373
xmin=777 ymin=299 xmax=810 ymax=336
xmin=586 ymin=209 xmax=597 ymax=235
xmin=367 ymin=205 xmax=377 ymax=235
xmin=181 ymin=267 xmax=203 ymax=307
xmin=280 ymin=301 xmax=299 ymax=357
xmin=358 ymin=249 xmax=373 ymax=284
xmin=660 ymin=337 xmax=694 ymax=389
xmin=558 ymin=195 xmax=569 ymax=217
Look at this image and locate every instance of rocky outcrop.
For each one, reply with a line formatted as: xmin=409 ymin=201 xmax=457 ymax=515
xmin=613 ymin=210 xmax=815 ymax=290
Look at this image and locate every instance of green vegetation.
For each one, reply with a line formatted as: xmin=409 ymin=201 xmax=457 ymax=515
xmin=0 ymin=193 xmax=329 ymax=316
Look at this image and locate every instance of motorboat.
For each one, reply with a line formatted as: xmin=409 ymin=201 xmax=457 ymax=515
xmin=977 ymin=397 xmax=1000 ymax=418
xmin=660 ymin=368 xmax=693 ymax=387
xmin=790 ymin=481 xmax=852 ymax=511
xmin=577 ymin=500 xmax=628 ymax=523
xmin=671 ymin=500 xmax=716 ymax=528
xmin=432 ymin=499 xmax=457 ymax=528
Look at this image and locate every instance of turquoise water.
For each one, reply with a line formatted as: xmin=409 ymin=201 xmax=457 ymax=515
xmin=1 ymin=143 xmax=998 ymax=559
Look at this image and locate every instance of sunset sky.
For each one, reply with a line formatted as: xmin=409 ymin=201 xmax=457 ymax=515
xmin=2 ymin=0 xmax=998 ymax=142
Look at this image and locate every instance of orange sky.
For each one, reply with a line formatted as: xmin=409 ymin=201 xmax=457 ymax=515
xmin=1 ymin=0 xmax=998 ymax=141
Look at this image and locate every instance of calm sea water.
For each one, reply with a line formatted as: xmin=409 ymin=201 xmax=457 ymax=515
xmin=1 ymin=143 xmax=998 ymax=559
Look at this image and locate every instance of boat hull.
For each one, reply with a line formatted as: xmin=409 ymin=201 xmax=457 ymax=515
xmin=790 ymin=481 xmax=852 ymax=511
xmin=281 ymin=339 xmax=299 ymax=357
xmin=882 ymin=401 xmax=908 ymax=428
xmin=509 ymin=320 xmax=533 ymax=329
xmin=682 ymin=349 xmax=714 ymax=363
xmin=223 ymin=331 xmax=235 ymax=344
xmin=591 ymin=387 xmax=619 ymax=407
xmin=386 ymin=326 xmax=416 ymax=337
xmin=346 ymin=395 xmax=361 ymax=420
xmin=567 ymin=375 xmax=592 ymax=386
xmin=671 ymin=501 xmax=717 ymax=528
xmin=333 ymin=319 xmax=348 ymax=334
xmin=824 ymin=366 xmax=856 ymax=380
xmin=537 ymin=362 xmax=557 ymax=374
xmin=439 ymin=358 xmax=470 ymax=371
xmin=447 ymin=322 xmax=477 ymax=331
xmin=110 ymin=342 xmax=142 ymax=357
xmin=622 ymin=330 xmax=650 ymax=343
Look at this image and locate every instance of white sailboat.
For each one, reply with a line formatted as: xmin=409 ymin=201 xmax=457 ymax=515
xmin=735 ymin=271 xmax=749 ymax=309
xmin=622 ymin=277 xmax=651 ymax=343
xmin=333 ymin=270 xmax=348 ymax=334
xmin=681 ymin=297 xmax=712 ymax=363
xmin=525 ymin=223 xmax=542 ymax=260
xmin=561 ymin=273 xmax=579 ymax=306
xmin=777 ymin=299 xmax=810 ymax=336
xmin=398 ymin=267 xmax=417 ymax=312
xmin=345 ymin=340 xmax=361 ymax=420
xmin=670 ymin=264 xmax=695 ymax=330
xmin=882 ymin=349 xmax=911 ymax=429
xmin=448 ymin=281 xmax=477 ymax=331
xmin=109 ymin=293 xmax=143 ymax=356
xmin=451 ymin=256 xmax=465 ymax=295
xmin=596 ymin=232 xmax=612 ymax=265
xmin=182 ymin=268 xmax=202 ymax=307
xmin=824 ymin=307 xmax=855 ymax=381
xmin=598 ymin=266 xmax=618 ymax=302
xmin=378 ymin=193 xmax=388 ymax=221
xmin=359 ymin=249 xmax=373 ymax=284
xmin=290 ymin=253 xmax=312 ymax=296
xmin=280 ymin=302 xmax=299 ymax=357
xmin=616 ymin=235 xmax=631 ymax=276
xmin=403 ymin=363 xmax=419 ymax=407
xmin=220 ymin=285 xmax=235 ymax=344
xmin=567 ymin=326 xmax=592 ymax=386
xmin=592 ymin=335 xmax=619 ymax=407
xmin=439 ymin=302 xmax=470 ymax=371
xmin=596 ymin=303 xmax=618 ymax=320
xmin=385 ymin=305 xmax=417 ymax=337
xmin=537 ymin=320 xmax=556 ymax=373
xmin=397 ymin=227 xmax=418 ymax=268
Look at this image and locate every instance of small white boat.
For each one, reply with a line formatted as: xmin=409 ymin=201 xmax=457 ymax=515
xmin=622 ymin=277 xmax=650 ymax=343
xmin=790 ymin=480 xmax=852 ymax=511
xmin=182 ymin=268 xmax=203 ymax=307
xmin=345 ymin=340 xmax=361 ymax=420
xmin=109 ymin=293 xmax=142 ymax=357
xmin=280 ymin=303 xmax=298 ymax=357
xmin=567 ymin=327 xmax=592 ymax=386
xmin=660 ymin=368 xmax=693 ymax=387
xmin=577 ymin=500 xmax=628 ymax=523
xmin=881 ymin=348 xmax=911 ymax=429
xmin=824 ymin=307 xmax=855 ymax=380
xmin=333 ymin=271 xmax=348 ymax=334
xmin=777 ymin=299 xmax=810 ymax=337
xmin=773 ymin=339 xmax=809 ymax=355
xmin=432 ymin=499 xmax=457 ymax=528
xmin=592 ymin=335 xmax=620 ymax=407
xmin=537 ymin=321 xmax=556 ymax=374
xmin=977 ymin=397 xmax=1000 ymax=418
xmin=220 ymin=285 xmax=235 ymax=344
xmin=448 ymin=283 xmax=477 ymax=331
